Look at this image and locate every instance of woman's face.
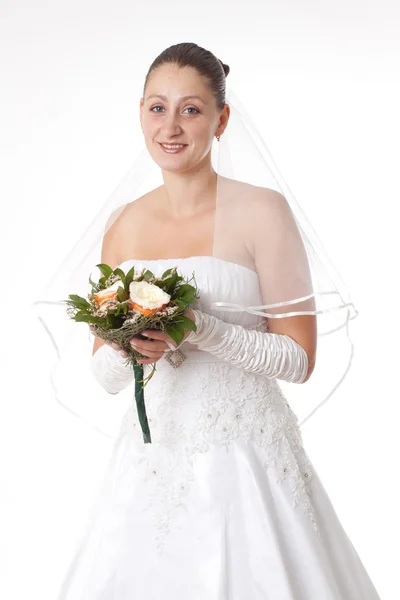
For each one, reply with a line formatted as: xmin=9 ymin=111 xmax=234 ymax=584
xmin=140 ymin=63 xmax=227 ymax=173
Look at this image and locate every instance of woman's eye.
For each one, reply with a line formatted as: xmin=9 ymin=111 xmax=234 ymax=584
xmin=150 ymin=106 xmax=199 ymax=115
xmin=184 ymin=107 xmax=199 ymax=115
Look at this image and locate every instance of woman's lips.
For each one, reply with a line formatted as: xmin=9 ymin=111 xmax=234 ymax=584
xmin=158 ymin=142 xmax=188 ymax=154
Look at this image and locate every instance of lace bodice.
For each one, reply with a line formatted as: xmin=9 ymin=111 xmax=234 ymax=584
xmin=115 ymin=256 xmax=318 ymax=553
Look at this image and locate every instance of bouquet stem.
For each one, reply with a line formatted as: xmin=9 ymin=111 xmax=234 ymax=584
xmin=133 ymin=364 xmax=152 ymax=443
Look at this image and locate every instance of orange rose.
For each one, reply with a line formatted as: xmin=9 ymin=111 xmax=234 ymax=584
xmin=92 ymin=279 xmax=123 ymax=305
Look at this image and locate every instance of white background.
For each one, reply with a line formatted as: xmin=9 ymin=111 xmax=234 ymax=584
xmin=1 ymin=1 xmax=399 ymax=598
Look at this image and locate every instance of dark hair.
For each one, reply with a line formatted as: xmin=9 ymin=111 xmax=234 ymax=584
xmin=143 ymin=42 xmax=230 ymax=110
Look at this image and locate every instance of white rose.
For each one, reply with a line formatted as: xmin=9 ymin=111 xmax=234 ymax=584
xmin=129 ymin=281 xmax=171 ymax=311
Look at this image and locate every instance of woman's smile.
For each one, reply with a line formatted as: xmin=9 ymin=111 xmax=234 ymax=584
xmin=158 ymin=142 xmax=188 ymax=153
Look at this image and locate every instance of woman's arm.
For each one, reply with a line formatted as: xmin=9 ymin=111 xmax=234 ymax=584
xmin=184 ymin=190 xmax=317 ymax=384
xmin=90 ymin=215 xmax=135 ymax=393
xmin=92 ymin=213 xmax=122 ymax=357
xmin=185 ymin=309 xmax=310 ymax=384
xmin=251 ymin=190 xmax=317 ymax=382
xmin=266 ymin=314 xmax=316 ymax=383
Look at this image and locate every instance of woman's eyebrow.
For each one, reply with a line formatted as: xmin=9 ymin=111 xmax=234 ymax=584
xmin=146 ymin=94 xmax=205 ymax=103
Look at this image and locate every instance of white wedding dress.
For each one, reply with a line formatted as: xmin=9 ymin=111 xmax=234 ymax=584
xmin=56 ymin=256 xmax=381 ymax=599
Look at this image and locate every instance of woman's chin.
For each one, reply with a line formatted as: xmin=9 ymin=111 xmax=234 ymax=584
xmin=151 ymin=152 xmax=193 ymax=172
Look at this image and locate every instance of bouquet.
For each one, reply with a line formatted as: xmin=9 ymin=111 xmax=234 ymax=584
xmin=65 ymin=262 xmax=199 ymax=443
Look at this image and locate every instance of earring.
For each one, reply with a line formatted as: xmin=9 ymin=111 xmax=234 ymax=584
xmin=216 ymin=135 xmax=221 ymax=142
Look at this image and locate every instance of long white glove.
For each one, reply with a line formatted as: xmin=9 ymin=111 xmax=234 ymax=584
xmin=186 ymin=309 xmax=309 ymax=384
xmin=91 ymin=344 xmax=134 ymax=394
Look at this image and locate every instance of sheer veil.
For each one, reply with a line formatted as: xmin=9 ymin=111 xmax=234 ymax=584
xmin=32 ymin=87 xmax=358 ymax=441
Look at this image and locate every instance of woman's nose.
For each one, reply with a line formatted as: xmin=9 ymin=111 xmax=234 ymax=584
xmin=162 ymin=112 xmax=183 ymax=136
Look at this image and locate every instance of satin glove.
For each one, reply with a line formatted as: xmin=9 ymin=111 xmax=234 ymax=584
xmin=186 ymin=309 xmax=308 ymax=384
xmin=91 ymin=344 xmax=134 ymax=394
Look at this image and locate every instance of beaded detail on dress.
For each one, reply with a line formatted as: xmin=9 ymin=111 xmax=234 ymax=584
xmin=120 ymin=359 xmax=319 ymax=555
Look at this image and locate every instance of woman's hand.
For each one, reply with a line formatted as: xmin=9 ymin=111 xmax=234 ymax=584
xmin=129 ymin=308 xmax=195 ymax=364
xmin=89 ymin=308 xmax=196 ymax=364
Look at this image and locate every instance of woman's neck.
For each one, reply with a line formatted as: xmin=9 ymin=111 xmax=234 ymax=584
xmin=161 ymin=162 xmax=217 ymax=218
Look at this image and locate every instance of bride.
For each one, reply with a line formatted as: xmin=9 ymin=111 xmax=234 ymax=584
xmin=52 ymin=42 xmax=381 ymax=599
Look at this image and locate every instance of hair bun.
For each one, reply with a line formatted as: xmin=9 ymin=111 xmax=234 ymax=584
xmin=219 ymin=59 xmax=230 ymax=77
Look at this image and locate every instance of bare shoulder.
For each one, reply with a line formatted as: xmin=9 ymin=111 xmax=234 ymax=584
xmin=221 ymin=176 xmax=284 ymax=201
xmin=104 ymin=186 xmax=162 ymax=238
xmin=101 ymin=186 xmax=164 ymax=264
xmin=221 ymin=176 xmax=288 ymax=222
xmin=112 ymin=186 xmax=163 ymax=228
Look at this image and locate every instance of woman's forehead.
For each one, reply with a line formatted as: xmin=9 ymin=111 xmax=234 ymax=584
xmin=145 ymin=65 xmax=211 ymax=99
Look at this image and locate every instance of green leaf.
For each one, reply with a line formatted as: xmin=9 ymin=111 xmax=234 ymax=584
xmin=74 ymin=311 xmax=95 ymax=323
xmin=177 ymin=291 xmax=196 ymax=304
xmin=105 ymin=313 xmax=118 ymax=328
xmin=175 ymin=284 xmax=196 ymax=298
xmin=125 ymin=265 xmax=135 ymax=290
xmin=161 ymin=268 xmax=174 ymax=278
xmin=177 ymin=315 xmax=197 ymax=332
xmin=68 ymin=293 xmax=89 ymax=305
xmin=165 ymin=323 xmax=185 ymax=345
xmin=96 ymin=263 xmax=113 ymax=280
xmin=143 ymin=269 xmax=154 ymax=281
xmin=166 ymin=273 xmax=179 ymax=294
xmin=67 ymin=294 xmax=91 ymax=309
xmin=117 ymin=286 xmax=128 ymax=302
xmin=113 ymin=269 xmax=126 ymax=286
xmin=88 ymin=274 xmax=98 ymax=289
xmin=172 ymin=299 xmax=187 ymax=310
